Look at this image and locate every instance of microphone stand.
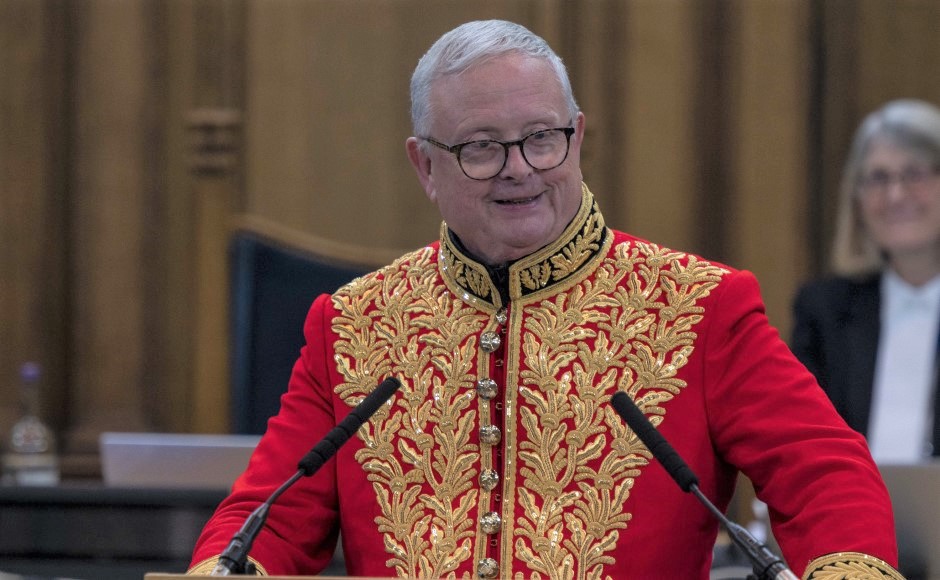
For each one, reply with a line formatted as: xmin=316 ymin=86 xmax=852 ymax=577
xmin=210 ymin=376 xmax=402 ymax=576
xmin=688 ymin=483 xmax=796 ymax=580
xmin=610 ymin=391 xmax=797 ymax=580
xmin=210 ymin=472 xmax=301 ymax=575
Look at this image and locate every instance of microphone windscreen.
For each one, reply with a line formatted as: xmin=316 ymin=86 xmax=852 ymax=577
xmin=297 ymin=377 xmax=402 ymax=475
xmin=350 ymin=376 xmax=402 ymax=422
xmin=610 ymin=391 xmax=699 ymax=492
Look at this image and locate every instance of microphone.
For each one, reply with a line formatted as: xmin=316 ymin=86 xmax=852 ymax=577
xmin=609 ymin=391 xmax=798 ymax=580
xmin=210 ymin=376 xmax=402 ymax=576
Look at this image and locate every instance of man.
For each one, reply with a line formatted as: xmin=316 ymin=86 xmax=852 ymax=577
xmin=190 ymin=20 xmax=902 ymax=578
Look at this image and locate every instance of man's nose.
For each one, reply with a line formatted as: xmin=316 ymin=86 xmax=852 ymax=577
xmin=500 ymin=142 xmax=533 ymax=177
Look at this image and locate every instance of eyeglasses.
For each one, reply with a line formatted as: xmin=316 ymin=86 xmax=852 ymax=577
xmin=857 ymin=166 xmax=939 ymax=196
xmin=424 ymin=127 xmax=575 ymax=180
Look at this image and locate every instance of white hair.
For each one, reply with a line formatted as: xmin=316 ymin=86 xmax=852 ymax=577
xmin=410 ymin=20 xmax=579 ymax=139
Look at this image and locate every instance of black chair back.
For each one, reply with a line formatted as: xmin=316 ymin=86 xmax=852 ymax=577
xmin=229 ymin=231 xmax=372 ymax=434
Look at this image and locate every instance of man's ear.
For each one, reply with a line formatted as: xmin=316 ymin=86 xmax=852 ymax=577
xmin=406 ymin=137 xmax=435 ymax=201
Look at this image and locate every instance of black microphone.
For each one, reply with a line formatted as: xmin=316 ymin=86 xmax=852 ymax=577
xmin=609 ymin=391 xmax=798 ymax=580
xmin=210 ymin=376 xmax=402 ymax=576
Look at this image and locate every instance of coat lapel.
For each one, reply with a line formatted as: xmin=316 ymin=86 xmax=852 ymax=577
xmin=840 ymin=277 xmax=880 ymax=436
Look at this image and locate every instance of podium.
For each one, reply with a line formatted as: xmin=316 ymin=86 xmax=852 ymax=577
xmin=144 ymin=572 xmax=376 ymax=580
xmin=0 ymin=483 xmax=226 ymax=580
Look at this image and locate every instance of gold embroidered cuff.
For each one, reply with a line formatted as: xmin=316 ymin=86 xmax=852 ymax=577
xmin=802 ymin=552 xmax=905 ymax=579
xmin=186 ymin=554 xmax=268 ymax=576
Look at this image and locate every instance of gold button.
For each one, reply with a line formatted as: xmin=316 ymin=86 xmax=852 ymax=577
xmin=479 ymin=425 xmax=502 ymax=445
xmin=480 ymin=331 xmax=501 ymax=353
xmin=479 ymin=469 xmax=499 ymax=491
xmin=478 ymin=557 xmax=499 ymax=578
xmin=476 ymin=378 xmax=498 ymax=400
xmin=480 ymin=512 xmax=502 ymax=534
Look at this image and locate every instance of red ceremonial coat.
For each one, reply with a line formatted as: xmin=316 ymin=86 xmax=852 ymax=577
xmin=190 ymin=185 xmax=900 ymax=579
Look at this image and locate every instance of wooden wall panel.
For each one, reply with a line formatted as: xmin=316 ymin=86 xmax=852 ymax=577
xmin=618 ymin=1 xmax=699 ymax=252
xmin=244 ymin=0 xmax=553 ymax=255
xmin=65 ymin=0 xmax=159 ymax=469
xmin=158 ymin=0 xmax=198 ymax=434
xmin=726 ymin=0 xmax=812 ymax=334
xmin=0 ymin=0 xmax=69 ymax=434
xmin=188 ymin=0 xmax=246 ymax=434
xmin=559 ymin=0 xmax=629 ymax=232
xmin=854 ymin=0 xmax=940 ymax=113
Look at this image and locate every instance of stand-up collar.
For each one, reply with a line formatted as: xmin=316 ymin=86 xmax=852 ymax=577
xmin=438 ymin=183 xmax=609 ymax=309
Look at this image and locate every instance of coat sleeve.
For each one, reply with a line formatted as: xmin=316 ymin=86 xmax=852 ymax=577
xmin=189 ymin=293 xmax=341 ymax=575
xmin=699 ymin=270 xmax=899 ymax=576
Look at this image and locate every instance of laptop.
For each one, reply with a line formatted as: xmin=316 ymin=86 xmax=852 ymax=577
xmin=99 ymin=432 xmax=261 ymax=490
xmin=878 ymin=461 xmax=940 ymax=579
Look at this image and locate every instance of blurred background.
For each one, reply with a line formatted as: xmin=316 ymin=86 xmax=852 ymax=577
xmin=2 ymin=0 xmax=940 ymax=479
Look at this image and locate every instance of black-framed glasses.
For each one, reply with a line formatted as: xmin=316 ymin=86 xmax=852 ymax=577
xmin=857 ymin=166 xmax=940 ymax=196
xmin=424 ymin=127 xmax=575 ymax=180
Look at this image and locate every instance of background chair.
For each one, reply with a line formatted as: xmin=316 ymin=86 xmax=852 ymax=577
xmin=228 ymin=225 xmax=375 ymax=435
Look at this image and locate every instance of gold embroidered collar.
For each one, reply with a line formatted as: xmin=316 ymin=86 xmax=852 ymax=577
xmin=438 ymin=183 xmax=608 ymax=309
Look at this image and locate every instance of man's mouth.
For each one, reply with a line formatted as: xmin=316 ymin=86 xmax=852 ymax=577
xmin=495 ymin=195 xmax=539 ymax=205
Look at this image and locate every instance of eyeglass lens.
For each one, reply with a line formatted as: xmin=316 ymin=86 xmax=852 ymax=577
xmin=458 ymin=129 xmax=571 ymax=180
xmin=859 ymin=166 xmax=938 ymax=193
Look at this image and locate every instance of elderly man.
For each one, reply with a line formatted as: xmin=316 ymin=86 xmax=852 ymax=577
xmin=190 ymin=20 xmax=901 ymax=579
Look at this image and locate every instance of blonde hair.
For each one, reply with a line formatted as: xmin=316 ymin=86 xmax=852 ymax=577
xmin=830 ymin=99 xmax=940 ymax=276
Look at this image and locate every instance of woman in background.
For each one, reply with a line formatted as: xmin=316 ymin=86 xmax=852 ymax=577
xmin=792 ymin=98 xmax=940 ymax=463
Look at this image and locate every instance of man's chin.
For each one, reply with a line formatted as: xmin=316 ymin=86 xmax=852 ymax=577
xmin=497 ymin=235 xmax=558 ymax=263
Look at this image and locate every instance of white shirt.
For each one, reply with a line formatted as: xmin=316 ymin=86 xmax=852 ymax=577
xmin=867 ymin=270 xmax=940 ymax=463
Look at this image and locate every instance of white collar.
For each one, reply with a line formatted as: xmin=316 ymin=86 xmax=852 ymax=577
xmin=881 ymin=270 xmax=940 ymax=319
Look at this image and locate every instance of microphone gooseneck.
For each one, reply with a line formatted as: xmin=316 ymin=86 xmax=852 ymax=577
xmin=210 ymin=376 xmax=403 ymax=576
xmin=609 ymin=391 xmax=798 ymax=580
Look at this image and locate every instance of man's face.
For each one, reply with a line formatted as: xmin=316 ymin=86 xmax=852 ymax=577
xmin=407 ymin=53 xmax=586 ymax=265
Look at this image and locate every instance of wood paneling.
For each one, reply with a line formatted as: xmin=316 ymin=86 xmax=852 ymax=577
xmin=2 ymin=0 xmax=940 ymax=471
xmin=188 ymin=0 xmax=246 ymax=435
xmin=726 ymin=0 xmax=813 ymax=332
xmin=65 ymin=0 xmax=158 ymax=470
xmin=158 ymin=0 xmax=199 ymax=435
xmin=0 ymin=0 xmax=69 ymax=435
xmin=243 ymin=0 xmax=543 ymax=253
xmin=617 ymin=1 xmax=700 ymax=251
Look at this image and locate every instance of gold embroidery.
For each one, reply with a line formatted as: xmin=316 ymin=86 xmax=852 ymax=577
xmin=519 ymin=261 xmax=553 ymax=292
xmin=512 ymin=187 xmax=606 ymax=298
xmin=439 ymin=226 xmax=496 ymax=304
xmin=441 ymin=183 xmax=608 ymax=306
xmin=506 ymin=239 xmax=727 ymax=580
xmin=334 ymin=247 xmax=485 ymax=579
xmin=332 ymin=190 xmax=729 ymax=578
xmin=802 ymin=552 xmax=905 ymax=580
xmin=187 ymin=556 xmax=267 ymax=576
